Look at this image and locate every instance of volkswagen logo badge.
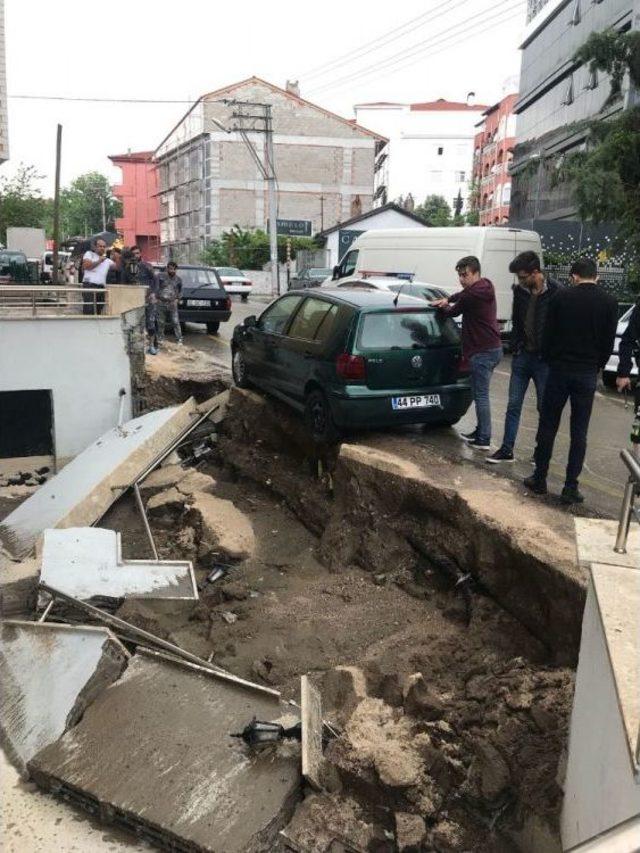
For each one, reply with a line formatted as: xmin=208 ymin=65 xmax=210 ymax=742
xmin=411 ymin=355 xmax=423 ymax=369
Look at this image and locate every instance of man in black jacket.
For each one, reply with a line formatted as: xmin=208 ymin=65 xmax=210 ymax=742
xmin=487 ymin=251 xmax=560 ymax=463
xmin=525 ymin=258 xmax=618 ymax=504
xmin=616 ymin=301 xmax=640 ymax=393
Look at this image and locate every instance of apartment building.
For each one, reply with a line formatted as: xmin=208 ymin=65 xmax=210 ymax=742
xmin=154 ymin=77 xmax=385 ymax=262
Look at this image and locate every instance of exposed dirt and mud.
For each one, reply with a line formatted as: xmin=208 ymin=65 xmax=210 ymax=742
xmin=1 ymin=364 xmax=582 ymax=852
xmin=102 ymin=439 xmax=573 ymax=852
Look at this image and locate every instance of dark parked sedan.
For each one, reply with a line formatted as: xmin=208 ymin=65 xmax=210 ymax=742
xmin=153 ymin=264 xmax=231 ymax=334
xmin=231 ymin=287 xmax=472 ymax=442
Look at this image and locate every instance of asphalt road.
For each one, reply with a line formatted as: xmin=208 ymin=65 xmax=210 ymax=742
xmin=182 ymin=295 xmax=631 ymax=519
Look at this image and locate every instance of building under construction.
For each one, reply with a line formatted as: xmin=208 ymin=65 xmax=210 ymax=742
xmin=153 ymin=77 xmax=385 ymax=263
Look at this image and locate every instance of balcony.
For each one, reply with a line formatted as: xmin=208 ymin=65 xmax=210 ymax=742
xmin=0 ymin=285 xmax=146 ymax=319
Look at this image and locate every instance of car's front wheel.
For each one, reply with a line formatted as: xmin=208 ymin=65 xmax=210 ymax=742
xmin=206 ymin=321 xmax=220 ymax=335
xmin=304 ymin=390 xmax=339 ymax=444
xmin=232 ymin=348 xmax=250 ymax=388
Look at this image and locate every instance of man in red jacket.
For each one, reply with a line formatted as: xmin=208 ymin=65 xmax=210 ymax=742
xmin=432 ymin=255 xmax=502 ymax=450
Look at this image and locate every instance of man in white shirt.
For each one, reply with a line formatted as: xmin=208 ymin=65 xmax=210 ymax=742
xmin=82 ymin=238 xmax=114 ymax=315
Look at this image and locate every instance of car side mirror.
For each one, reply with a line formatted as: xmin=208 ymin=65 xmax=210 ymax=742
xmin=244 ymin=315 xmax=257 ymax=328
xmin=332 ymin=265 xmax=340 ymax=281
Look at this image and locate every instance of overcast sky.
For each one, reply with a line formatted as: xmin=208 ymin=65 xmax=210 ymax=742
xmin=3 ymin=0 xmax=526 ymax=195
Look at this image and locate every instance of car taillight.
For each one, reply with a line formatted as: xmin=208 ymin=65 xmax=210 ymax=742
xmin=336 ymin=353 xmax=366 ymax=381
xmin=224 ymin=297 xmax=232 ymax=310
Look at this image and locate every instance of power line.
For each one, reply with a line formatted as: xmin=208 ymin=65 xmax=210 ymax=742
xmin=299 ymin=0 xmax=463 ymax=82
xmin=8 ymin=94 xmax=196 ymax=104
xmin=308 ymin=0 xmax=525 ymax=97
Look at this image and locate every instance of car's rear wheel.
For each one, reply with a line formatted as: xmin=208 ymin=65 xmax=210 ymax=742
xmin=305 ymin=390 xmax=339 ymax=444
xmin=232 ymin=348 xmax=250 ymax=388
xmin=206 ymin=321 xmax=220 ymax=335
xmin=241 ymin=294 xmax=248 ymax=303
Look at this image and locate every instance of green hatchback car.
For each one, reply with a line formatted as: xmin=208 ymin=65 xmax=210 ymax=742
xmin=231 ymin=288 xmax=472 ymax=442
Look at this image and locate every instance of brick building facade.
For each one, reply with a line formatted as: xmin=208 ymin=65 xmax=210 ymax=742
xmin=472 ymin=94 xmax=518 ymax=226
xmin=154 ymin=77 xmax=385 ymax=262
xmin=109 ymin=151 xmax=160 ymax=260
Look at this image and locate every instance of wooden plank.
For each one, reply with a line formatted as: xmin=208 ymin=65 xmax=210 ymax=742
xmin=301 ymin=675 xmax=324 ymax=790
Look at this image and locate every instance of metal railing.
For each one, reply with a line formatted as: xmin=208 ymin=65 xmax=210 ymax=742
xmin=614 ymin=448 xmax=640 ymax=555
xmin=0 ymin=285 xmax=111 ymax=318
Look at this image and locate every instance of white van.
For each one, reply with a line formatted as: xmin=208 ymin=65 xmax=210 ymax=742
xmin=328 ymin=226 xmax=543 ymax=332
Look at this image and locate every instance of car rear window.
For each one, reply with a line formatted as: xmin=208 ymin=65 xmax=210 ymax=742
xmin=216 ymin=267 xmax=243 ymax=277
xmin=180 ymin=268 xmax=220 ymax=287
xmin=358 ymin=311 xmax=460 ymax=350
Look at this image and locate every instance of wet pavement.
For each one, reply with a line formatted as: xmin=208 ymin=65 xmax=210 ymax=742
xmin=181 ymin=295 xmax=630 ymax=520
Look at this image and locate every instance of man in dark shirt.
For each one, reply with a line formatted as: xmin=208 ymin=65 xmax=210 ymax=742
xmin=524 ymin=257 xmax=618 ymax=504
xmin=432 ymin=255 xmax=502 ymax=450
xmin=616 ymin=301 xmax=640 ymax=393
xmin=487 ymin=251 xmax=560 ymax=463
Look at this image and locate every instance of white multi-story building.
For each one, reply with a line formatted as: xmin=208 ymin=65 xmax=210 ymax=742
xmin=354 ymin=97 xmax=487 ymax=214
xmin=0 ymin=0 xmax=9 ymax=164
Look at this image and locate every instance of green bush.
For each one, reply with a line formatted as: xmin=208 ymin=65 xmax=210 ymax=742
xmin=200 ymin=225 xmax=318 ymax=270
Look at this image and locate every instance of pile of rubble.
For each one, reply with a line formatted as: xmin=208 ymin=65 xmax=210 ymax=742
xmin=1 ymin=384 xmax=578 ymax=852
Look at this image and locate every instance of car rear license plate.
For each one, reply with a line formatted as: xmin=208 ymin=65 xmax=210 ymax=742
xmin=187 ymin=299 xmax=210 ymax=307
xmin=392 ymin=394 xmax=441 ymax=410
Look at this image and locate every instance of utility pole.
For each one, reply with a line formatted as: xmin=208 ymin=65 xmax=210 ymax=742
xmin=100 ymin=194 xmax=106 ymax=232
xmin=52 ymin=124 xmax=62 ymax=286
xmin=226 ymin=100 xmax=279 ymax=296
xmin=320 ymin=194 xmax=324 ymax=231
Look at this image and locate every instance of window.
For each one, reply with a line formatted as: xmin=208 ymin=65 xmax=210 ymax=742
xmin=562 ymin=75 xmax=574 ymax=105
xmin=437 ymin=146 xmax=444 ymax=155
xmin=455 ymin=171 xmax=466 ymax=182
xmin=259 ymin=295 xmax=304 ymax=334
xmin=569 ymin=0 xmax=581 ymax=25
xmin=288 ymin=297 xmax=336 ymax=341
xmin=340 ymin=249 xmax=359 ymax=277
xmin=585 ymin=66 xmax=598 ymax=90
xmin=359 ymin=311 xmax=460 ymax=350
xmin=502 ymin=183 xmax=511 ymax=204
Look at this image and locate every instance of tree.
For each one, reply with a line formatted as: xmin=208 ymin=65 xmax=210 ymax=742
xmin=200 ymin=225 xmax=317 ymax=270
xmin=59 ymin=172 xmax=122 ymax=238
xmin=0 ymin=165 xmax=51 ymax=244
xmin=413 ymin=194 xmax=452 ymax=227
xmin=558 ymin=30 xmax=640 ymax=272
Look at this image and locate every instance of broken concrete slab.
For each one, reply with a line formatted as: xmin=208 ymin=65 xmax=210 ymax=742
xmin=39 ymin=528 xmax=197 ymax=605
xmin=138 ymin=463 xmax=189 ymax=491
xmin=29 ymin=654 xmax=300 ymax=852
xmin=0 ymin=621 xmax=128 ymax=776
xmin=189 ymin=492 xmax=256 ymax=561
xmin=0 ymin=399 xmax=203 ymax=559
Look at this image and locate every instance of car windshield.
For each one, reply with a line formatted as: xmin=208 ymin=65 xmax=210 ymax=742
xmin=0 ymin=252 xmax=27 ymax=263
xmin=359 ymin=310 xmax=461 ymax=350
xmin=309 ymin=268 xmax=331 ymax=278
xmin=179 ymin=268 xmax=219 ymax=287
xmin=387 ymin=284 xmax=447 ymax=300
xmin=216 ymin=267 xmax=243 ymax=277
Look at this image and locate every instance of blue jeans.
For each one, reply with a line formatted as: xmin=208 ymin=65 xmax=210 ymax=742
xmin=502 ymin=351 xmax=550 ymax=451
xmin=469 ymin=347 xmax=502 ymax=443
xmin=534 ymin=365 xmax=598 ymax=488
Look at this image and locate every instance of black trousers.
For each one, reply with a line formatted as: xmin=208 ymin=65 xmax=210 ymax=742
xmin=534 ymin=364 xmax=598 ymax=488
xmin=82 ymin=282 xmax=106 ymax=315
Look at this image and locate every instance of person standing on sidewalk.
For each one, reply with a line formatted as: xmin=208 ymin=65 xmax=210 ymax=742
xmin=487 ymin=251 xmax=560 ymax=464
xmin=616 ymin=300 xmax=640 ymax=393
xmin=155 ymin=261 xmax=183 ymax=347
xmin=81 ymin=238 xmax=114 ymax=315
xmin=432 ymin=255 xmax=502 ymax=450
xmin=524 ymin=257 xmax=618 ymax=504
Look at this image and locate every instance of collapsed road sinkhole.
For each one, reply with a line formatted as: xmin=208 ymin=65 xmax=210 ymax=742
xmin=1 ymin=373 xmax=588 ymax=853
